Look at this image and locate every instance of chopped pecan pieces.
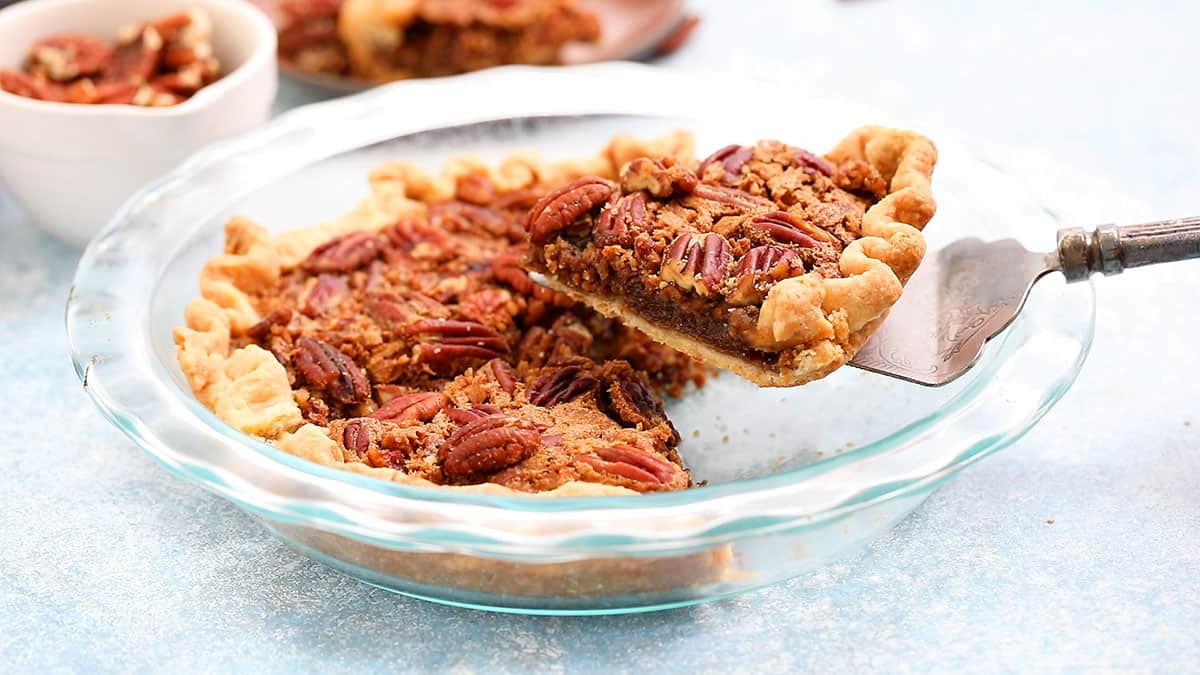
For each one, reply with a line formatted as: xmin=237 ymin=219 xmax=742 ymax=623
xmin=749 ymin=211 xmax=838 ymax=247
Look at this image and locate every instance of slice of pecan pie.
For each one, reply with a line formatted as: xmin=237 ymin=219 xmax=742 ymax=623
xmin=174 ymin=132 xmax=709 ymax=497
xmin=282 ymin=0 xmax=602 ymax=81
xmin=523 ymin=126 xmax=938 ymax=387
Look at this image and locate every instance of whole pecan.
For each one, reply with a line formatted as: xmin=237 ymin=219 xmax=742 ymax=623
xmin=370 ymin=391 xmax=448 ymax=423
xmin=728 ymin=245 xmax=801 ymax=306
xmin=748 ymin=210 xmax=837 ymax=247
xmin=526 ymin=177 xmax=613 ymax=245
xmin=579 ymin=446 xmax=677 ymax=486
xmin=445 ymin=404 xmax=503 ymax=426
xmin=488 ymin=358 xmax=518 ymax=394
xmin=365 ymin=290 xmax=450 ymax=329
xmin=341 ymin=419 xmax=375 ymax=459
xmin=738 ymin=244 xmax=800 ymax=276
xmin=687 ymin=183 xmax=775 ymax=212
xmin=384 ymin=219 xmax=455 ymax=254
xmin=698 ymin=144 xmax=754 ymax=185
xmin=527 ymin=362 xmax=600 ymax=407
xmin=431 ymin=201 xmax=507 ymax=237
xmin=794 ymin=148 xmax=835 ymax=176
xmin=301 ymin=273 xmax=348 ymax=317
xmin=294 ymin=337 xmax=370 ymax=404
xmin=618 ymin=157 xmax=698 ymax=198
xmin=594 ymin=191 xmax=649 ymax=246
xmin=407 ymin=319 xmax=508 ymax=371
xmin=303 ymin=231 xmax=383 ymax=273
xmin=660 ymin=232 xmax=733 ymax=296
xmin=454 ymin=174 xmax=497 ymax=205
xmin=440 ymin=416 xmax=541 ymax=479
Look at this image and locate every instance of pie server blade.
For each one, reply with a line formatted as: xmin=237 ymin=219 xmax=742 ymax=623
xmin=852 ymin=216 xmax=1200 ymax=385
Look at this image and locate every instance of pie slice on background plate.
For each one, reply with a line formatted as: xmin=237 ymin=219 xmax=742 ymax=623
xmin=523 ymin=126 xmax=938 ymax=387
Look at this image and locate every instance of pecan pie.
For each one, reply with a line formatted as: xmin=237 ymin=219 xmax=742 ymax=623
xmin=174 ymin=131 xmax=710 ymax=497
xmin=524 ymin=126 xmax=938 ymax=387
xmin=278 ymin=0 xmax=600 ymax=81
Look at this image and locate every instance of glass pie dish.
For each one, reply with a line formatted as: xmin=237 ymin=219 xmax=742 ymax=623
xmin=66 ymin=63 xmax=1094 ymax=615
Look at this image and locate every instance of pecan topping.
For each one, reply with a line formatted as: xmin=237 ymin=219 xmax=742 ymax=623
xmin=445 ymin=404 xmax=503 ymax=426
xmin=440 ymin=416 xmax=541 ymax=479
xmin=431 ymin=201 xmax=507 ymax=237
xmin=303 ymin=231 xmax=383 ymax=273
xmin=688 ymin=184 xmax=775 ymax=211
xmin=301 ymin=273 xmax=348 ymax=317
xmin=246 ymin=307 xmax=293 ymax=341
xmin=738 ymin=244 xmax=801 ymax=276
xmin=491 ymin=256 xmax=574 ymax=307
xmin=660 ymin=232 xmax=732 ymax=296
xmin=699 ymin=144 xmax=754 ymax=185
xmin=579 ymin=446 xmax=677 ymax=486
xmin=748 ymin=211 xmax=837 ymax=247
xmin=594 ymin=191 xmax=649 ymax=246
xmin=341 ymin=419 xmax=375 ymax=459
xmin=454 ymin=174 xmax=497 ymax=205
xmin=384 ymin=219 xmax=456 ymax=254
xmin=489 ymin=359 xmax=518 ymax=394
xmin=794 ymin=148 xmax=835 ymax=176
xmin=366 ymin=290 xmax=450 ymax=329
xmin=407 ymin=319 xmax=508 ymax=371
xmin=728 ymin=245 xmax=801 ymax=305
xmin=370 ymin=391 xmax=448 ymax=423
xmin=294 ymin=337 xmax=370 ymax=404
xmin=526 ymin=177 xmax=613 ymax=244
xmin=618 ymin=157 xmax=698 ymax=198
xmin=527 ymin=362 xmax=600 ymax=407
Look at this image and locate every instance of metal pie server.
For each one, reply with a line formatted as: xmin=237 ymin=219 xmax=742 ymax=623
xmin=851 ymin=216 xmax=1200 ymax=386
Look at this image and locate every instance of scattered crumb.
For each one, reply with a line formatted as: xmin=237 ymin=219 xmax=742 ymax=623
xmin=846 ymin=441 xmax=857 ymax=448
xmin=1185 ymin=420 xmax=1192 ymax=428
xmin=692 ymin=429 xmax=701 ymax=438
xmin=722 ymin=435 xmax=730 ymax=443
xmin=742 ymin=428 xmax=750 ymax=434
xmin=1045 ymin=519 xmax=1055 ymax=525
xmin=816 ymin=450 xmax=824 ymax=457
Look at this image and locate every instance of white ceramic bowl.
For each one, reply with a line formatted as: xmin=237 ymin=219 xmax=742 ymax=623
xmin=0 ymin=0 xmax=277 ymax=247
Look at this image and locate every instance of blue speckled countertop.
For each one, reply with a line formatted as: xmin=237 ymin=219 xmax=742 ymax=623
xmin=3 ymin=1 xmax=1198 ymax=671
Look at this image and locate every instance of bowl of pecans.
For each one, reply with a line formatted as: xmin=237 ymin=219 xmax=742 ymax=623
xmin=0 ymin=0 xmax=277 ymax=247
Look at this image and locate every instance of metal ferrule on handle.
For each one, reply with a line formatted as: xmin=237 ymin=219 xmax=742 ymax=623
xmin=1056 ymin=216 xmax=1200 ymax=282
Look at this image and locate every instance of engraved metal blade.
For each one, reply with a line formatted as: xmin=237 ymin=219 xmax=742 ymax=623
xmin=849 ymin=239 xmax=1058 ymax=386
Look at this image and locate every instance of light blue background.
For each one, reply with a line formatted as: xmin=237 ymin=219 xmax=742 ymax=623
xmin=2 ymin=1 xmax=1198 ymax=671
